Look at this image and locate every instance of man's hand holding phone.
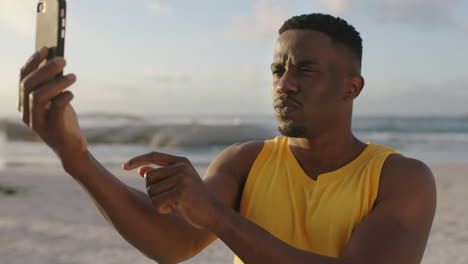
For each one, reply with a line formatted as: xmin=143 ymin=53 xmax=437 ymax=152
xmin=18 ymin=47 xmax=88 ymax=171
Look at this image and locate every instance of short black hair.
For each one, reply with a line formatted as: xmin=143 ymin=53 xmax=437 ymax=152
xmin=279 ymin=13 xmax=362 ymax=66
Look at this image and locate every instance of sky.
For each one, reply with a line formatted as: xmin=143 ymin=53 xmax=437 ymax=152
xmin=1 ymin=0 xmax=467 ymax=118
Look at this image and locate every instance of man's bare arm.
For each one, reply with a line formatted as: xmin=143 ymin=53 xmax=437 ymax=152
xmin=18 ymin=49 xmax=208 ymax=263
xmin=343 ymin=155 xmax=436 ymax=263
xmin=66 ymin=151 xmax=213 ymax=263
xmin=102 ymin=141 xmax=262 ymax=262
xmin=18 ymin=49 xmax=262 ymax=264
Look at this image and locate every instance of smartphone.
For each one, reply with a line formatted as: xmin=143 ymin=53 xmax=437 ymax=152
xmin=35 ymin=0 xmax=67 ymax=73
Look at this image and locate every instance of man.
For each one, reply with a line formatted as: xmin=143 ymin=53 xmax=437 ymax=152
xmin=18 ymin=13 xmax=436 ymax=264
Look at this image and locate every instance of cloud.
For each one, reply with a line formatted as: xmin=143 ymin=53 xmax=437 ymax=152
xmin=319 ymin=0 xmax=466 ymax=30
xmin=238 ymin=65 xmax=270 ymax=87
xmin=224 ymin=0 xmax=288 ymax=42
xmin=0 ymin=1 xmax=36 ymax=36
xmin=357 ymin=77 xmax=468 ymax=115
xmin=369 ymin=77 xmax=468 ymax=98
xmin=147 ymin=0 xmax=172 ymax=15
xmin=372 ymin=0 xmax=463 ymax=28
xmin=319 ymin=0 xmax=353 ymax=15
xmin=456 ymin=17 xmax=468 ymax=33
xmin=144 ymin=68 xmax=192 ymax=84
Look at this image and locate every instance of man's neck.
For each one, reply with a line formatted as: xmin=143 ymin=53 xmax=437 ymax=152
xmin=287 ymin=128 xmax=367 ymax=176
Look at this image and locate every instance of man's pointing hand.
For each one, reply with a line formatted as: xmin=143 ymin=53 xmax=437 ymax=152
xmin=123 ymin=152 xmax=225 ymax=230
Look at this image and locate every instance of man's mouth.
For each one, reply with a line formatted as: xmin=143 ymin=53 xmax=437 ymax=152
xmin=273 ymin=99 xmax=301 ymax=116
xmin=275 ymin=106 xmax=298 ymax=116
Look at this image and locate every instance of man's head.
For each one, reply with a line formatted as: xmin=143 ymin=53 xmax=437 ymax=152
xmin=272 ymin=13 xmax=365 ymax=138
xmin=279 ymin=14 xmax=363 ymax=70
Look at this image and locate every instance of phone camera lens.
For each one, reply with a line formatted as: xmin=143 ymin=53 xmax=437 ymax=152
xmin=37 ymin=2 xmax=46 ymax=13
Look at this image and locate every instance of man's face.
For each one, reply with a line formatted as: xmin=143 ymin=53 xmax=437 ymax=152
xmin=271 ymin=29 xmax=353 ymax=138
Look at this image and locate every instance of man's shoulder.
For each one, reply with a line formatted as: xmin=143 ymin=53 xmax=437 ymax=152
xmin=225 ymin=141 xmax=265 ymax=156
xmin=377 ymin=154 xmax=436 ymax=204
xmin=202 ymin=141 xmax=266 ymax=211
xmin=381 ymin=154 xmax=434 ymax=185
xmin=218 ymin=141 xmax=265 ymax=170
xmin=205 ymin=141 xmax=265 ymax=181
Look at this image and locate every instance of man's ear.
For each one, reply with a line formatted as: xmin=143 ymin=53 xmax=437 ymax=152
xmin=344 ymin=75 xmax=364 ymax=101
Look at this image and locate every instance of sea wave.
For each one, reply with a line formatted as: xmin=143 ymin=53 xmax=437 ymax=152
xmin=2 ymin=115 xmax=467 ymax=148
xmin=353 ymin=116 xmax=468 ymax=133
xmin=0 ymin=119 xmax=278 ymax=147
xmin=2 ymin=115 xmax=468 ymax=167
xmin=358 ymin=131 xmax=468 ymax=151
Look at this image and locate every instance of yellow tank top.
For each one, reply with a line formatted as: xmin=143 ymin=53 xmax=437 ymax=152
xmin=233 ymin=136 xmax=398 ymax=263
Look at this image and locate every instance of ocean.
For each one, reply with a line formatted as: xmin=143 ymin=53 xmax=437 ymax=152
xmin=1 ymin=114 xmax=467 ymax=169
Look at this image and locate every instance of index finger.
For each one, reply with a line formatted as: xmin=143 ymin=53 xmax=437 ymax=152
xmin=122 ymin=152 xmax=189 ymax=170
xmin=18 ymin=47 xmax=49 ymax=111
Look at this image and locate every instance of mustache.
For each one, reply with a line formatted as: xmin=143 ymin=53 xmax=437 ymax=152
xmin=273 ymin=96 xmax=303 ymax=108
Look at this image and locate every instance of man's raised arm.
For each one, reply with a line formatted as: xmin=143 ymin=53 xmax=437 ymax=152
xmin=17 ymin=48 xmax=254 ymax=263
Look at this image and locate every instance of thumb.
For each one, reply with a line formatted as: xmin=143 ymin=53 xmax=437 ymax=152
xmin=137 ymin=166 xmax=155 ymax=178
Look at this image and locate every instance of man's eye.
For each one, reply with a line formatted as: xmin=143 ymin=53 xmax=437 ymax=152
xmin=272 ymin=69 xmax=284 ymax=76
xmin=299 ymin=66 xmax=314 ymax=72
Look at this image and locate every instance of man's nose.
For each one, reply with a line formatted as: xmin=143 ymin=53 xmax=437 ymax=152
xmin=275 ymin=71 xmax=299 ymax=94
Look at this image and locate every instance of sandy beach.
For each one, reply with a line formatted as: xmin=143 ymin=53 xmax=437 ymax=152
xmin=0 ymin=163 xmax=466 ymax=264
